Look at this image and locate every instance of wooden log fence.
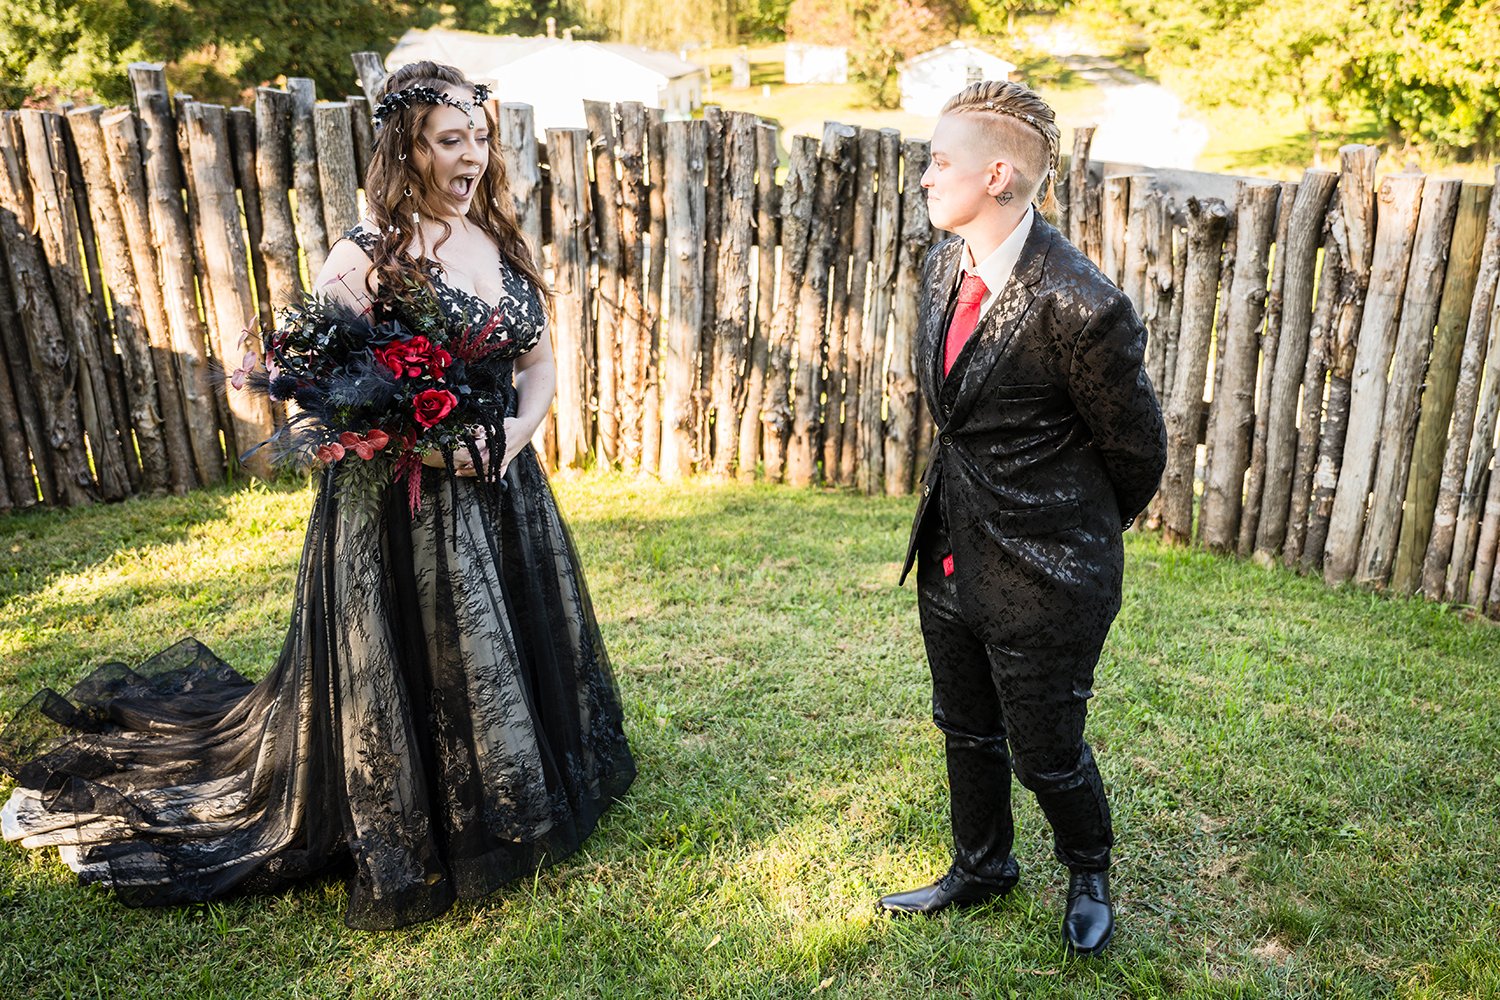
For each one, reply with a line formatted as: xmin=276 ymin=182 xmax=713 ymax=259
xmin=1 ymin=58 xmax=1499 ymax=619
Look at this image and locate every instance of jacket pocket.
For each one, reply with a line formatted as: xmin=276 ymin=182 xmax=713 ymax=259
xmin=991 ymin=382 xmax=1057 ymax=403
xmin=982 ymin=498 xmax=1082 ymax=538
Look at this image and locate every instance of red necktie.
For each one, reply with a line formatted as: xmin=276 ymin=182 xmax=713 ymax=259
xmin=944 ymin=273 xmax=988 ymax=375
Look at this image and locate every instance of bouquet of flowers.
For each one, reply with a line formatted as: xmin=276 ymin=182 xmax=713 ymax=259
xmin=234 ymin=282 xmax=511 ymax=514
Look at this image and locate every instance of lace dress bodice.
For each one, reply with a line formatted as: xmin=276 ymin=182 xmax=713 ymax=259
xmin=342 ymin=225 xmax=547 ymax=359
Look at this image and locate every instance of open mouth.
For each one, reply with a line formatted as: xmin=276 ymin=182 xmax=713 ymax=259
xmin=450 ymin=174 xmax=478 ymax=199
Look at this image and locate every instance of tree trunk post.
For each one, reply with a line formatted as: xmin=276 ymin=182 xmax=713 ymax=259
xmin=660 ymin=119 xmax=707 ymax=480
xmin=859 ymin=128 xmax=902 ymax=495
xmin=615 ymin=102 xmax=650 ymax=472
xmin=0 ymin=111 xmax=95 ymax=505
xmin=1355 ymin=179 xmax=1463 ymax=587
xmin=100 ymin=108 xmax=197 ymax=493
xmin=546 ymin=127 xmax=595 ymax=470
xmin=1160 ymin=197 xmax=1230 ymax=545
xmin=1100 ymin=173 xmax=1130 ymax=286
xmin=1322 ymin=171 xmax=1426 ymax=583
xmin=351 ymin=52 xmax=388 ymax=106
xmin=68 ymin=105 xmax=173 ymax=496
xmin=181 ymin=102 xmax=278 ymax=479
xmin=21 ymin=109 xmax=135 ymax=500
xmin=838 ymin=126 xmax=880 ymax=487
xmin=313 ymin=101 xmax=359 ymax=245
xmin=762 ymin=135 xmax=818 ymax=482
xmin=641 ymin=108 xmax=667 ymax=475
xmin=736 ymin=120 xmax=781 ymax=480
xmin=885 ymin=138 xmax=934 ymax=496
xmin=1283 ymin=214 xmax=1345 ymax=568
xmin=697 ymin=106 xmax=727 ymax=466
xmin=710 ymin=112 xmax=756 ymax=477
xmin=1302 ymin=144 xmax=1380 ymax=573
xmin=287 ymin=78 xmax=329 ymax=283
xmin=1237 ymin=179 xmax=1298 ymax=555
xmin=1391 ymin=183 xmax=1490 ymax=593
xmin=0 ymin=243 xmax=41 ymax=506
xmin=1068 ymin=126 xmax=1096 ymax=260
xmin=1198 ymin=181 xmax=1280 ymax=552
xmin=787 ymin=123 xmax=856 ymax=487
xmin=253 ymin=88 xmax=305 ymax=311
xmin=585 ymin=101 xmax=624 ymax=466
xmin=1252 ymin=169 xmax=1339 ymax=562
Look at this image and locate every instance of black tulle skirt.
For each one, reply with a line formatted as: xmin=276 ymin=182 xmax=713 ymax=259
xmin=0 ymin=449 xmax=635 ymax=929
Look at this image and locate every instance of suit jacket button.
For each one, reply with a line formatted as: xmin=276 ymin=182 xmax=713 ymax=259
xmin=922 ymin=483 xmax=931 ymax=497
xmin=940 ymin=434 xmax=953 ymax=446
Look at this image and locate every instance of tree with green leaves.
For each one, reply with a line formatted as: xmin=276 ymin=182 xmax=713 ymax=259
xmin=1083 ymin=0 xmax=1498 ymax=155
xmin=787 ymin=0 xmax=967 ymax=107
xmin=1 ymin=0 xmax=434 ymax=107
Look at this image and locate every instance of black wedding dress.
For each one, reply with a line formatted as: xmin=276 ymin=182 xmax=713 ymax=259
xmin=0 ymin=228 xmax=636 ymax=930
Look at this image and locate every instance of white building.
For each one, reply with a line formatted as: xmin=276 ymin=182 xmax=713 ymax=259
xmin=385 ymin=28 xmax=707 ymax=131
xmin=899 ymin=42 xmax=1018 ymax=117
xmin=784 ymin=43 xmax=848 ymax=85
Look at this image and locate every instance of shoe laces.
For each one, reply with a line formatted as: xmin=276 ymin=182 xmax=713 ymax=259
xmin=1070 ymin=871 xmax=1107 ymax=902
xmin=937 ymin=867 xmax=967 ymax=893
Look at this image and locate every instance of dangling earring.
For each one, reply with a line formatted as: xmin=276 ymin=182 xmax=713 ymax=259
xmin=404 ymin=185 xmax=413 ymax=198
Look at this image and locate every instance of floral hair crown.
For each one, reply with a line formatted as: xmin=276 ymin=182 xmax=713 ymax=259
xmin=372 ymin=83 xmax=492 ymax=131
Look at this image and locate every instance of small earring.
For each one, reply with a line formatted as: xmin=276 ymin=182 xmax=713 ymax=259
xmin=404 ymin=185 xmax=412 ymax=198
xmin=398 ymin=151 xmax=407 ymax=161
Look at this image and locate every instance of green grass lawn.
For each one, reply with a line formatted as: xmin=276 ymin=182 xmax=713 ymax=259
xmin=2 ymin=474 xmax=1498 ymax=998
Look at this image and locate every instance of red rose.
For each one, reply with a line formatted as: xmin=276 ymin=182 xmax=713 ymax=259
xmin=412 ymin=388 xmax=458 ymax=428
xmin=375 ymin=335 xmax=453 ymax=380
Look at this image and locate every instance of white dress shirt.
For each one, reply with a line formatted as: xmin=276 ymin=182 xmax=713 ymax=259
xmin=955 ymin=207 xmax=1035 ymax=322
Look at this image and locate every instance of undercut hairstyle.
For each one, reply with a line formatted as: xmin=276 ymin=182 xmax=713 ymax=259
xmin=940 ymin=80 xmax=1061 ymax=213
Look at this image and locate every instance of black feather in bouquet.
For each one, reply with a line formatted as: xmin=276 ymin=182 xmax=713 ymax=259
xmin=234 ymin=288 xmax=513 ymax=515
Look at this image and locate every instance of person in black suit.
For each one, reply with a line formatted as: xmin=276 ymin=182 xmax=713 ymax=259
xmin=876 ymin=80 xmax=1167 ymax=957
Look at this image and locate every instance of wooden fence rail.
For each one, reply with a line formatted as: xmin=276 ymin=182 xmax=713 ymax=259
xmin=0 ymin=57 xmax=1498 ymax=618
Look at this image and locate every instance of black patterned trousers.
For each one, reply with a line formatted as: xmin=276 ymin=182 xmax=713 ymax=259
xmin=915 ymin=514 xmax=1113 ymax=876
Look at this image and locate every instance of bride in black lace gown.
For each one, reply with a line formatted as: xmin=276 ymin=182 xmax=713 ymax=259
xmin=0 ymin=62 xmax=636 ymax=930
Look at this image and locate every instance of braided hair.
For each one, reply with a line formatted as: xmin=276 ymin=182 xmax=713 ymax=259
xmin=940 ymin=80 xmax=1061 ymax=214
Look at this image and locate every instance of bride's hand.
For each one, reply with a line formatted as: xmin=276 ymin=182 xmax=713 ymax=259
xmin=498 ymin=417 xmax=530 ymax=477
xmin=455 ymin=425 xmax=491 ymax=477
xmin=419 ymin=428 xmax=491 ymax=476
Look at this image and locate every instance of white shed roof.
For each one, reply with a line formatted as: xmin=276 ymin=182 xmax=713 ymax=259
xmin=387 ymin=28 xmax=704 ymax=84
xmin=903 ymin=40 xmax=1016 ymax=74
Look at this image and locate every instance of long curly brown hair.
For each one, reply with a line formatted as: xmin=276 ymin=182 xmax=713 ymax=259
xmin=362 ymin=61 xmax=551 ymax=311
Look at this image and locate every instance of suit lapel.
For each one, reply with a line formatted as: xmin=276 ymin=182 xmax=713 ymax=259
xmin=942 ymin=218 xmax=1054 ymax=430
xmin=920 ymin=237 xmax=963 ymax=411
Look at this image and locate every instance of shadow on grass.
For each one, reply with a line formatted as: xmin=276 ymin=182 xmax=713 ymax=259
xmin=0 ymin=477 xmax=311 ymax=607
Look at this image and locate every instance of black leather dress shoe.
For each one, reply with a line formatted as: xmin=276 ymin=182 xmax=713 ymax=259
xmin=877 ymin=859 xmax=1020 ymax=916
xmin=1062 ymin=871 xmax=1113 ymax=955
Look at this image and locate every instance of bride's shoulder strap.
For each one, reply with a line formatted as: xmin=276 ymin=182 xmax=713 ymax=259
xmin=342 ymin=225 xmax=381 ymax=258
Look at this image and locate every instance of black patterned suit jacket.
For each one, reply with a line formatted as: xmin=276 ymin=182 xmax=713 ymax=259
xmin=898 ymin=216 xmax=1167 ymax=647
